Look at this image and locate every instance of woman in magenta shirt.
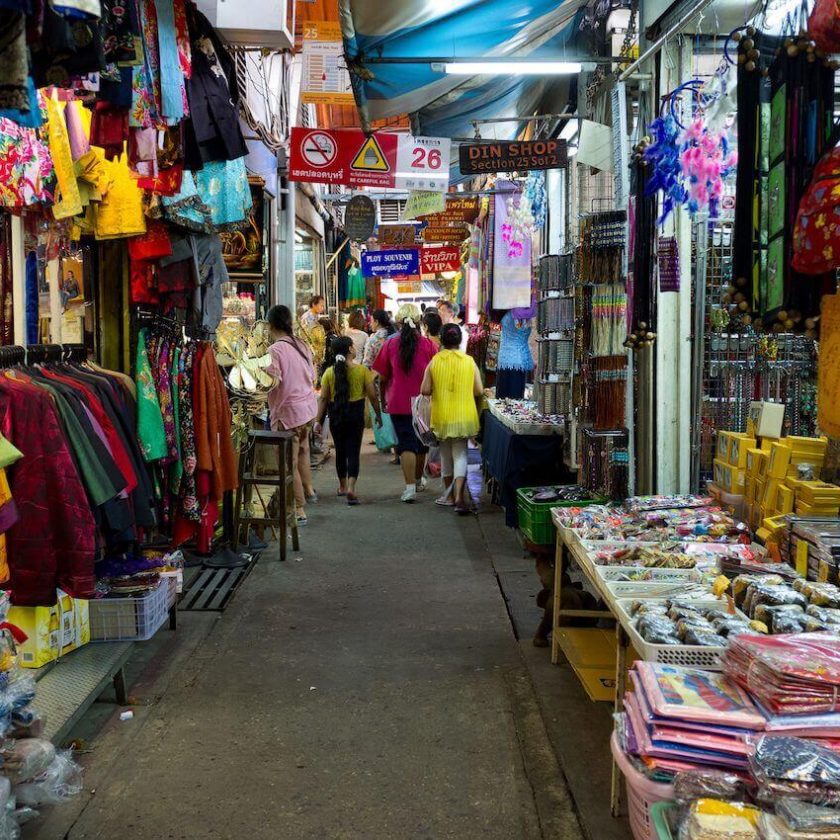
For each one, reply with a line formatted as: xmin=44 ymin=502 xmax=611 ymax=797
xmin=373 ymin=303 xmax=437 ymax=503
xmin=266 ymin=305 xmax=318 ymax=525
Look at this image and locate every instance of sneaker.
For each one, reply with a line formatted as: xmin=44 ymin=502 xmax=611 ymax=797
xmin=435 ymin=495 xmax=455 ymax=507
xmin=296 ymin=511 xmax=308 ymax=526
xmin=415 ymin=477 xmax=428 ymax=492
xmin=401 ymin=486 xmax=417 ymax=503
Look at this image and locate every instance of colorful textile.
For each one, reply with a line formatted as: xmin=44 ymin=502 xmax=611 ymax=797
xmin=0 ymin=11 xmax=29 ymax=113
xmin=497 ymin=311 xmax=534 ymax=372
xmin=492 ymin=185 xmax=531 ymax=310
xmin=177 ymin=341 xmax=199 ymax=520
xmin=427 ymin=349 xmax=480 ymax=440
xmin=93 ymin=154 xmax=147 ymax=239
xmin=345 ymin=266 xmax=365 ymax=308
xmin=362 ymin=327 xmax=390 ymax=368
xmin=194 ymin=157 xmax=252 ymax=229
xmin=154 ymin=0 xmax=186 ymax=122
xmin=45 ymin=97 xmax=83 ymax=219
xmin=0 ymin=111 xmax=55 ymax=208
xmin=135 ymin=328 xmax=167 ymax=461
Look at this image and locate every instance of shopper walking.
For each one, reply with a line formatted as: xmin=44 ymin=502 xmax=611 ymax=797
xmin=437 ymin=300 xmax=469 ymax=351
xmin=314 ymin=336 xmax=381 ymax=505
xmin=344 ymin=310 xmax=369 ymax=360
xmin=420 ymin=324 xmax=482 ymax=514
xmin=362 ymin=309 xmax=395 ymax=368
xmin=266 ymin=304 xmax=318 ymax=525
xmin=373 ymin=303 xmax=437 ymax=503
xmin=422 ymin=309 xmax=442 ymax=349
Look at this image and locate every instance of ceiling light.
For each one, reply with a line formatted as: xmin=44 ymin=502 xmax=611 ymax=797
xmin=439 ymin=61 xmax=583 ymax=76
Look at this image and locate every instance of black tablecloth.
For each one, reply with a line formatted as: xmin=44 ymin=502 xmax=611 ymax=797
xmin=481 ymin=412 xmax=569 ymax=527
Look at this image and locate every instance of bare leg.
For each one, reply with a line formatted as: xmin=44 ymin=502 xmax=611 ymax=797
xmin=347 ymin=476 xmax=357 ymax=494
xmin=400 ymin=452 xmax=416 ymax=485
xmin=453 ymin=476 xmax=467 ymax=505
xmin=415 ymin=452 xmax=426 ymax=481
xmin=297 ymin=427 xmax=315 ymax=498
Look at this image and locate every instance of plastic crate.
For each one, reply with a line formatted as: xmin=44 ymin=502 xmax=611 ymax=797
xmin=614 ymin=598 xmax=747 ymax=670
xmin=89 ymin=583 xmax=169 ymax=642
xmin=611 ymin=733 xmax=675 ymax=840
xmin=517 ymin=486 xmax=605 ymax=545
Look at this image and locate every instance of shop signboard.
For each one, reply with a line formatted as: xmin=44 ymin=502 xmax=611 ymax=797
xmin=289 ymin=128 xmax=451 ymax=191
xmin=344 ymin=195 xmax=376 ymax=242
xmin=421 ymin=246 xmax=462 ymax=275
xmin=403 ymin=189 xmax=446 ymax=220
xmin=361 ymin=248 xmax=420 ymax=278
xmin=458 ymin=139 xmax=567 ymax=175
xmin=397 ymin=281 xmax=422 ymax=294
xmin=378 ymin=224 xmax=417 ymax=246
xmin=418 ymin=196 xmax=480 ymax=225
xmin=300 ymin=21 xmax=354 ymax=105
xmin=422 ymin=224 xmax=469 ymax=243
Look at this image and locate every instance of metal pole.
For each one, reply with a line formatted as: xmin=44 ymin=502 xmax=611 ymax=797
xmin=618 ymin=0 xmax=718 ymax=81
xmin=325 ymin=236 xmax=350 ymax=271
xmin=690 ymin=220 xmax=709 ymax=493
xmin=361 ymin=56 xmax=621 ymax=65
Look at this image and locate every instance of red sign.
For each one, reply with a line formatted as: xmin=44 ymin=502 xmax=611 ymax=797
xmin=421 ymin=246 xmax=462 ymax=275
xmin=288 ymin=128 xmax=451 ymax=191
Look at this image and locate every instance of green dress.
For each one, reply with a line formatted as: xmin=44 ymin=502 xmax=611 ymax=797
xmin=346 ymin=266 xmax=366 ymax=308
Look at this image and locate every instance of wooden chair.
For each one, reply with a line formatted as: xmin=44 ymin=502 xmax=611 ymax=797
xmin=233 ymin=429 xmax=299 ymax=561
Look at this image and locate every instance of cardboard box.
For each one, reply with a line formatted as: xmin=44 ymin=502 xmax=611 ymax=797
xmin=767 ymin=443 xmax=792 ymax=479
xmin=777 ymin=484 xmax=794 ymax=515
xmin=729 ymin=436 xmax=756 ymax=469
xmin=714 ymin=458 xmax=745 ymax=494
xmin=746 ymin=448 xmax=767 ymax=477
xmin=748 ymin=401 xmax=785 ymax=439
xmin=8 ymin=590 xmax=89 ymax=669
xmin=554 ymin=627 xmax=620 ymax=703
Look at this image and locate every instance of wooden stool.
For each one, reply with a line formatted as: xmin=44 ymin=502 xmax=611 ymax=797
xmin=233 ymin=429 xmax=299 ymax=561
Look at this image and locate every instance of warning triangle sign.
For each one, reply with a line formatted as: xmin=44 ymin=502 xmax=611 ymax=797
xmin=351 ymin=136 xmax=390 ymax=172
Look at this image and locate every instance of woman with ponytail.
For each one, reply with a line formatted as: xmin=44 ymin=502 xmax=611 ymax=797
xmin=314 ymin=336 xmax=381 ymax=505
xmin=373 ymin=303 xmax=438 ymax=503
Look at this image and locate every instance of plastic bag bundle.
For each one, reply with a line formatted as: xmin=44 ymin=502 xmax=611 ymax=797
xmin=680 ymin=799 xmax=761 ymax=840
xmin=750 ymin=736 xmax=840 ymax=807
xmin=673 ymin=770 xmax=749 ymax=804
xmin=15 ymin=751 xmax=83 ymax=807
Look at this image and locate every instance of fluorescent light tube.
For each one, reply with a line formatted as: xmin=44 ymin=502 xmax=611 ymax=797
xmin=441 ymin=61 xmax=583 ymax=75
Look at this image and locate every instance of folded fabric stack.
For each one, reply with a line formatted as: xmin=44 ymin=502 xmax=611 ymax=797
xmin=723 ymin=633 xmax=840 ymax=716
xmin=623 ymin=661 xmax=765 ymax=779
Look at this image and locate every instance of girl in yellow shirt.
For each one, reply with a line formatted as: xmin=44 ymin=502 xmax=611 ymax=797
xmin=315 ymin=336 xmax=382 ymax=505
xmin=420 ymin=324 xmax=483 ymax=514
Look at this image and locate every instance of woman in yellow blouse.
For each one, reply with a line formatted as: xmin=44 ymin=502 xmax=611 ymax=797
xmin=420 ymin=324 xmax=483 ymax=514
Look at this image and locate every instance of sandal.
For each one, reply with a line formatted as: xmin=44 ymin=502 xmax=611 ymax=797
xmin=347 ymin=493 xmax=360 ymax=506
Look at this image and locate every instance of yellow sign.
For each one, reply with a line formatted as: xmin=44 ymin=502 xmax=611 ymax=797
xmin=351 ymin=136 xmax=390 ymax=172
xmin=301 ymin=21 xmax=355 ymax=106
xmin=397 ymin=281 xmax=422 ymax=294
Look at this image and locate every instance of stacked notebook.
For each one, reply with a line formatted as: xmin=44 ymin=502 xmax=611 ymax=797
xmin=624 ymin=661 xmax=765 ymax=777
xmin=723 ymin=633 xmax=840 ymax=716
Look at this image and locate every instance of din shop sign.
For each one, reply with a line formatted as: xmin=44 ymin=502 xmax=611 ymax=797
xmin=459 ymin=139 xmax=567 ymax=175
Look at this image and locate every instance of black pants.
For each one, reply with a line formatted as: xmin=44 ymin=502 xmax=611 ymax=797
xmin=330 ymin=400 xmax=366 ymax=480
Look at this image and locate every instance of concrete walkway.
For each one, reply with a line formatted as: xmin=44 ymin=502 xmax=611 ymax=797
xmin=35 ymin=442 xmax=584 ymax=840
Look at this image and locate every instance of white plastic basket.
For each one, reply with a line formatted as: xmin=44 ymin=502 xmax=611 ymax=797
xmin=596 ymin=566 xmax=707 ymax=599
xmin=614 ymin=597 xmax=746 ymax=670
xmin=89 ymin=583 xmax=169 ymax=642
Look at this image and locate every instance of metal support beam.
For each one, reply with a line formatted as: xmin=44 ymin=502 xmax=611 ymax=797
xmin=362 ymin=56 xmax=621 ymax=66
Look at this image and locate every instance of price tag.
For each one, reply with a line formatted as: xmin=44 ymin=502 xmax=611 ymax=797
xmin=395 ymin=136 xmax=451 ymax=192
xmin=796 ymin=540 xmax=809 ymax=578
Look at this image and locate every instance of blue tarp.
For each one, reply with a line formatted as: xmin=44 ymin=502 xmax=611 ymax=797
xmin=340 ymin=0 xmax=586 ymax=139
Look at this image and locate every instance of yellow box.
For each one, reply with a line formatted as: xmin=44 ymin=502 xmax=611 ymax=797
xmin=7 ymin=591 xmax=88 ymax=669
xmin=767 ymin=443 xmax=792 ymax=479
xmin=763 ymin=513 xmax=790 ymax=535
xmin=714 ymin=458 xmax=745 ymax=493
xmin=796 ymin=501 xmax=840 ymax=516
xmin=729 ymin=437 xmax=756 ymax=469
xmin=763 ymin=477 xmax=782 ymax=510
xmin=755 ymin=527 xmax=773 ymax=544
xmin=717 ymin=431 xmax=750 ymax=463
xmin=745 ymin=478 xmax=755 ymax=505
xmin=746 ymin=448 xmax=767 ymax=477
xmin=555 ymin=627 xmax=621 ymax=703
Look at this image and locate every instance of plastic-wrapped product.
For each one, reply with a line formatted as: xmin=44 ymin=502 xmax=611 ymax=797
xmin=673 ymin=770 xmax=749 ymax=804
xmin=636 ymin=615 xmax=681 ymax=645
xmin=805 ymin=605 xmax=840 ymax=625
xmin=0 ymin=739 xmax=56 ymax=783
xmin=710 ymin=618 xmax=752 ymax=639
xmin=776 ymin=798 xmax=840 ymax=832
xmin=682 ymin=799 xmax=760 ymax=839
xmin=15 ymin=751 xmax=83 ymax=806
xmin=750 ymin=735 xmax=840 ymax=806
xmin=4 ymin=674 xmax=36 ymax=714
xmin=10 ymin=706 xmax=44 ymax=740
xmin=683 ymin=629 xmax=728 ymax=647
xmin=675 ymin=618 xmax=714 ymax=640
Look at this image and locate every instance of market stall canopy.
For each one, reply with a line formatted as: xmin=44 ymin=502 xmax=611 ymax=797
xmin=339 ymin=0 xmax=589 ymax=137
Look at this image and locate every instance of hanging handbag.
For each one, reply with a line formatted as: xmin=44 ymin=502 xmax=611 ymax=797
xmin=369 ymin=404 xmax=398 ymax=452
xmin=411 ymin=394 xmax=438 ymax=447
xmin=792 ymin=145 xmax=840 ymax=274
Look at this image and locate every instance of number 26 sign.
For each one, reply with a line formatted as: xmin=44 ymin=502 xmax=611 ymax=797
xmin=289 ymin=128 xmax=451 ymax=192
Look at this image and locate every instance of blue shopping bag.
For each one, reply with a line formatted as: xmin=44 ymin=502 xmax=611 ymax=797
xmin=369 ymin=404 xmax=398 ymax=451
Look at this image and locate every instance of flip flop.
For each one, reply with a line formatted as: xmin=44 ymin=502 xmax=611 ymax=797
xmin=347 ymin=493 xmax=360 ymax=506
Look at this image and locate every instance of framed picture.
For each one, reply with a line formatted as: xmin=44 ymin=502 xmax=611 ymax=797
xmin=60 ymin=256 xmax=84 ymax=308
xmin=221 ymin=180 xmax=265 ymax=275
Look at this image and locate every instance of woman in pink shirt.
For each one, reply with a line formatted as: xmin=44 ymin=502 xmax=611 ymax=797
xmin=267 ymin=305 xmax=318 ymax=525
xmin=373 ymin=303 xmax=438 ymax=503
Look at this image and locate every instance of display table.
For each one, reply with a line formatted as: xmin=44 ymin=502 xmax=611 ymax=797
xmin=481 ymin=411 xmax=568 ymax=527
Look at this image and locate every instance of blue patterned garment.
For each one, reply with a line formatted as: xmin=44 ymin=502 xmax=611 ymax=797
xmin=195 ymin=157 xmax=252 ymax=230
xmin=497 ymin=311 xmax=534 ymax=372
